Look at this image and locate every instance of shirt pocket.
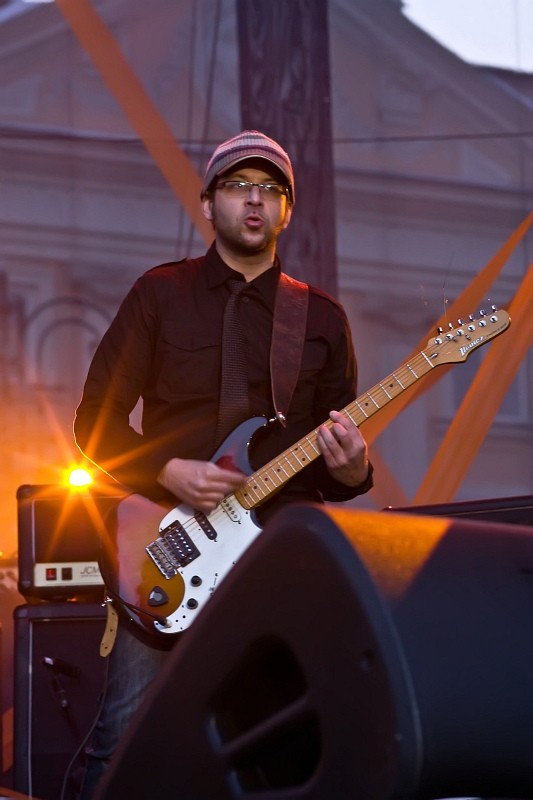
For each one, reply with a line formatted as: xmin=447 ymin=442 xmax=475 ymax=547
xmin=299 ymin=337 xmax=328 ymax=377
xmin=157 ymin=321 xmax=220 ymax=398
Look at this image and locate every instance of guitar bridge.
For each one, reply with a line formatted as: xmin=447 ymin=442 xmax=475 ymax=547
xmin=146 ymin=519 xmax=200 ymax=579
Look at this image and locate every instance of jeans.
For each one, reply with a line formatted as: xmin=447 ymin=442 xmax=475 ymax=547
xmin=78 ymin=621 xmax=172 ymax=799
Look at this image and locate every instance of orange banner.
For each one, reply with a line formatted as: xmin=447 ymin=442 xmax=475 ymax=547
xmin=414 ymin=261 xmax=533 ymax=503
xmin=55 ymin=0 xmax=213 ymax=244
xmin=362 ymin=212 xmax=533 ymax=445
xmin=366 ymin=445 xmax=409 ymax=509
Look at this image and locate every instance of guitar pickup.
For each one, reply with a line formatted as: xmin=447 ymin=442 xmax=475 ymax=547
xmin=194 ymin=511 xmax=217 ymax=540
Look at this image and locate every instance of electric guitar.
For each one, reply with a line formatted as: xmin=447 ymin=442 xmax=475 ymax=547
xmin=104 ymin=309 xmax=510 ymax=636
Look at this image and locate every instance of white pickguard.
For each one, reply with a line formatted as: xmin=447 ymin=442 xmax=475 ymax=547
xmin=153 ymin=494 xmax=262 ymax=633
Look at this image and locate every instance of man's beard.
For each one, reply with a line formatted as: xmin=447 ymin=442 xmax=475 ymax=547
xmin=212 ymin=213 xmax=278 ymax=256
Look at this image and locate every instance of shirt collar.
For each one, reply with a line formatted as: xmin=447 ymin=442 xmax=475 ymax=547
xmin=205 ymin=243 xmax=280 ymax=309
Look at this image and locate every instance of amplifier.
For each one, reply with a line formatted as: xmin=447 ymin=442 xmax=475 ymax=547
xmin=17 ymin=484 xmax=123 ymax=601
xmin=13 ymin=601 xmax=107 ymax=800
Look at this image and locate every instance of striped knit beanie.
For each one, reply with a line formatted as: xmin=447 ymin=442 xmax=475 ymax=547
xmin=202 ymin=130 xmax=295 ymax=203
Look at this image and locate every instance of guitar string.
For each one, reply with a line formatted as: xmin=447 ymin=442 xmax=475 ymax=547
xmin=243 ymin=346 xmax=436 ymax=503
xmin=158 ymin=342 xmax=443 ymax=535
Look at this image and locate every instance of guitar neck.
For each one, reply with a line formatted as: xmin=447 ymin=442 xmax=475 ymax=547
xmin=235 ymin=347 xmax=435 ymax=510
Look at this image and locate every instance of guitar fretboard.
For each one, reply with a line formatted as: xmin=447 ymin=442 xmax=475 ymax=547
xmin=235 ymin=347 xmax=435 ymax=510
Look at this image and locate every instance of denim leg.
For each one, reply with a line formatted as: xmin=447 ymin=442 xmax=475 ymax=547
xmin=78 ymin=622 xmax=171 ymax=799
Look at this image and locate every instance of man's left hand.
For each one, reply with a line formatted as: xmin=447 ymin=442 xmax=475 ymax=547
xmin=317 ymin=409 xmax=369 ymax=487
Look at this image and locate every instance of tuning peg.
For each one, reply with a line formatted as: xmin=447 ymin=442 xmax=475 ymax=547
xmin=457 ymin=318 xmax=465 ymax=325
xmin=479 ymin=308 xmax=486 ymax=316
xmin=436 ymin=326 xmax=443 ymax=335
xmin=491 ymin=304 xmax=497 ymax=311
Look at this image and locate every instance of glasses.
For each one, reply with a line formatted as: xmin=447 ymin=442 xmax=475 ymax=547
xmin=215 ymin=180 xmax=288 ymax=198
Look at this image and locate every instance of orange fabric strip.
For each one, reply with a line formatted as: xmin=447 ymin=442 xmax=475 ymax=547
xmin=362 ymin=212 xmax=533 ymax=445
xmin=55 ymin=0 xmax=213 ymax=244
xmin=365 ymin=445 xmax=409 ymax=509
xmin=414 ymin=261 xmax=533 ymax=504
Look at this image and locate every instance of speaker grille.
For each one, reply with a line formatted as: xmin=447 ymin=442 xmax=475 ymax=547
xmin=14 ymin=602 xmax=106 ymax=800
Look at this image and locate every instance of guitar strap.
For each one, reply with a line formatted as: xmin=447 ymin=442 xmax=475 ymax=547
xmin=270 ymin=272 xmax=309 ymax=426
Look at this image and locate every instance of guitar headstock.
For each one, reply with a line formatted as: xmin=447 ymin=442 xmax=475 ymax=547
xmin=425 ymin=308 xmax=510 ymax=364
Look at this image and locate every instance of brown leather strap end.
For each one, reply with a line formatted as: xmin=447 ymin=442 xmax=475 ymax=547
xmin=100 ymin=598 xmax=119 ymax=657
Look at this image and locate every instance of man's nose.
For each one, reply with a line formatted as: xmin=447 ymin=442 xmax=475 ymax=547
xmin=246 ymin=183 xmax=263 ymax=203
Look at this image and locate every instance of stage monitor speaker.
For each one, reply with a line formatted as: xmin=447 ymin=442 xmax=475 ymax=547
xmin=95 ymin=505 xmax=533 ymax=799
xmin=17 ymin=484 xmax=123 ymax=601
xmin=13 ymin=602 xmax=107 ymax=800
xmin=388 ymin=493 xmax=533 ymax=527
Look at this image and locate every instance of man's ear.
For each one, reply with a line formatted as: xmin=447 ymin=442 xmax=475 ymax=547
xmin=281 ymin=202 xmax=293 ymax=229
xmin=202 ymin=195 xmax=214 ymax=221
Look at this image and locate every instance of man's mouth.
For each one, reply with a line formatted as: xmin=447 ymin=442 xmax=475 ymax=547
xmin=243 ymin=214 xmax=264 ymax=229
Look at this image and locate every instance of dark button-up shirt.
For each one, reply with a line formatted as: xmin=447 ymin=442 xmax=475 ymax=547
xmin=74 ymin=244 xmax=371 ymax=523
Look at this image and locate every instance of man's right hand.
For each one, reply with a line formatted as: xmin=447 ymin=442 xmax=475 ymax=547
xmin=157 ymin=457 xmax=245 ymax=513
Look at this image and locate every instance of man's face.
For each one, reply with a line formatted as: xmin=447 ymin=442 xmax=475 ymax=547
xmin=202 ymin=164 xmax=292 ymax=257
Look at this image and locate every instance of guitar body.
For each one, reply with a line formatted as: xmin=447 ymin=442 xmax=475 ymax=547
xmin=105 ymin=417 xmax=266 ymax=635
